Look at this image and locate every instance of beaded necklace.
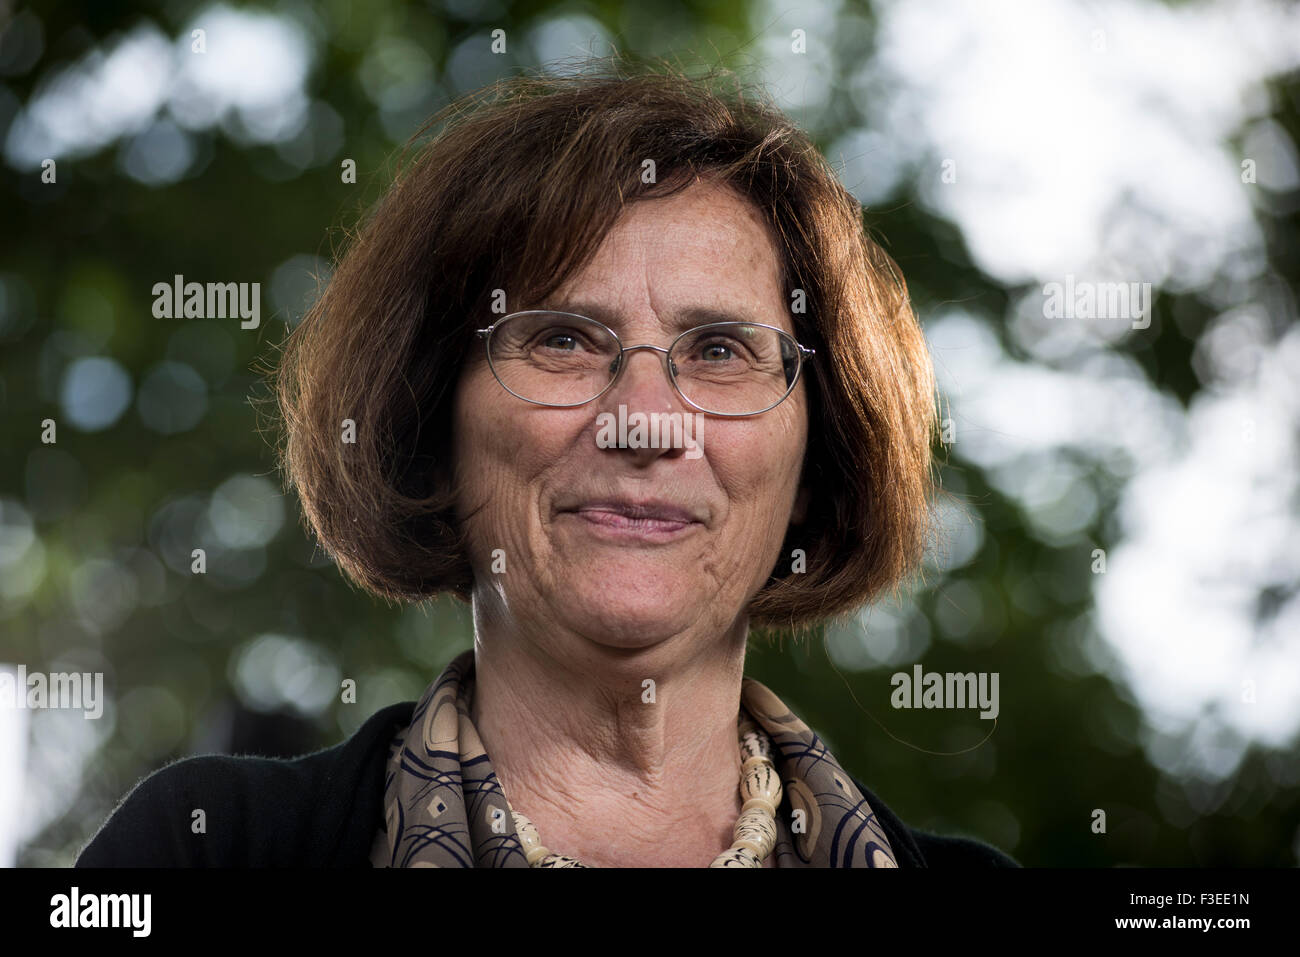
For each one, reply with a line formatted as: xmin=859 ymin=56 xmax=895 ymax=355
xmin=505 ymin=716 xmax=782 ymax=867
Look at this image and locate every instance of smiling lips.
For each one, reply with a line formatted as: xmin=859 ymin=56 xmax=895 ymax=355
xmin=561 ymin=498 xmax=704 ymax=539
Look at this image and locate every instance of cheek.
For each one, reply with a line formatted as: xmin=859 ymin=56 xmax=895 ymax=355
xmin=451 ymin=370 xmax=516 ymax=518
xmin=453 ymin=362 xmax=521 ymax=460
xmin=776 ymin=391 xmax=810 ymax=489
xmin=451 ymin=370 xmax=583 ymax=519
xmin=711 ymin=412 xmax=806 ymax=513
xmin=450 ymin=400 xmax=531 ymax=571
xmin=760 ymin=401 xmax=808 ymax=478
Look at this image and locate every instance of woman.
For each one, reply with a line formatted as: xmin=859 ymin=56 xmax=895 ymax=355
xmin=77 ymin=61 xmax=1017 ymax=868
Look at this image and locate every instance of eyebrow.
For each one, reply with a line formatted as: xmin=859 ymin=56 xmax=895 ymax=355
xmin=539 ymin=299 xmax=783 ymax=335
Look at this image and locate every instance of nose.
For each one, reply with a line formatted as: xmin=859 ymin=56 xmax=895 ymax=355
xmin=592 ymin=344 xmax=697 ymax=463
xmin=603 ymin=344 xmax=682 ymax=412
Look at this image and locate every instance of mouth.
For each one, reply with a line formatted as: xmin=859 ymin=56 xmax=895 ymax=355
xmin=558 ymin=498 xmax=705 ymax=541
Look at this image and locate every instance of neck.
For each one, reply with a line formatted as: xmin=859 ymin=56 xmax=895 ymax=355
xmin=467 ymin=596 xmax=757 ymax=867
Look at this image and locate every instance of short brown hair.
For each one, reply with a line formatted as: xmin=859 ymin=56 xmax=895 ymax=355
xmin=270 ymin=58 xmax=937 ymax=635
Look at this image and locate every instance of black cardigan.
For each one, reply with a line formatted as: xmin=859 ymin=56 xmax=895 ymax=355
xmin=75 ymin=700 xmax=1020 ymax=868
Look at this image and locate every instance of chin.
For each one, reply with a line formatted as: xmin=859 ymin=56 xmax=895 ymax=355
xmin=554 ymin=577 xmax=703 ymax=649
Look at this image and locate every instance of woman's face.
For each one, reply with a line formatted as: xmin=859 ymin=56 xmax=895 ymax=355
xmin=452 ymin=180 xmax=809 ymax=648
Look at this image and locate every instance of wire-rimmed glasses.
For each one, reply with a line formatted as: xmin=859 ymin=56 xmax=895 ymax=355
xmin=475 ymin=310 xmax=814 ymax=416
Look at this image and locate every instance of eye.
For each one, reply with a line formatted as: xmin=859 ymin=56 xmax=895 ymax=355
xmin=541 ymin=331 xmax=578 ymax=350
xmin=690 ymin=335 xmax=752 ymax=363
xmin=533 ymin=326 xmax=592 ymax=352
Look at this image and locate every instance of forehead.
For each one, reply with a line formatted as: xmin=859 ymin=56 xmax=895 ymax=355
xmin=540 ymin=181 xmax=789 ymax=335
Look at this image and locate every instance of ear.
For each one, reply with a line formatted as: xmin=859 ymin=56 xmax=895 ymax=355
xmin=791 ymin=486 xmax=810 ymax=525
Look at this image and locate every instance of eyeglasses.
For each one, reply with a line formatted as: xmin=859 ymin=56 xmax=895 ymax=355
xmin=475 ymin=310 xmax=814 ymax=416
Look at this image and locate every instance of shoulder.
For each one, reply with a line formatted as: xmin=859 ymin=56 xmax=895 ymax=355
xmin=850 ymin=776 xmax=1021 ymax=868
xmin=75 ymin=701 xmax=415 ymax=867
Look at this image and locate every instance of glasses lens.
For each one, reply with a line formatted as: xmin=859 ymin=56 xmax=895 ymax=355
xmin=670 ymin=323 xmax=800 ymax=415
xmin=487 ymin=312 xmax=619 ymax=405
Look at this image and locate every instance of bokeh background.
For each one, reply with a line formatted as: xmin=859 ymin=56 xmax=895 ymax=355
xmin=2 ymin=0 xmax=1298 ymax=867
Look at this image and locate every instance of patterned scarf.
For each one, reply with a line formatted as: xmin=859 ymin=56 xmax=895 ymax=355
xmin=369 ymin=649 xmax=898 ymax=868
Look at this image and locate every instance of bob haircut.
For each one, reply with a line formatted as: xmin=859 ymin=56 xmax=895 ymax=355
xmin=271 ymin=58 xmax=938 ymax=636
